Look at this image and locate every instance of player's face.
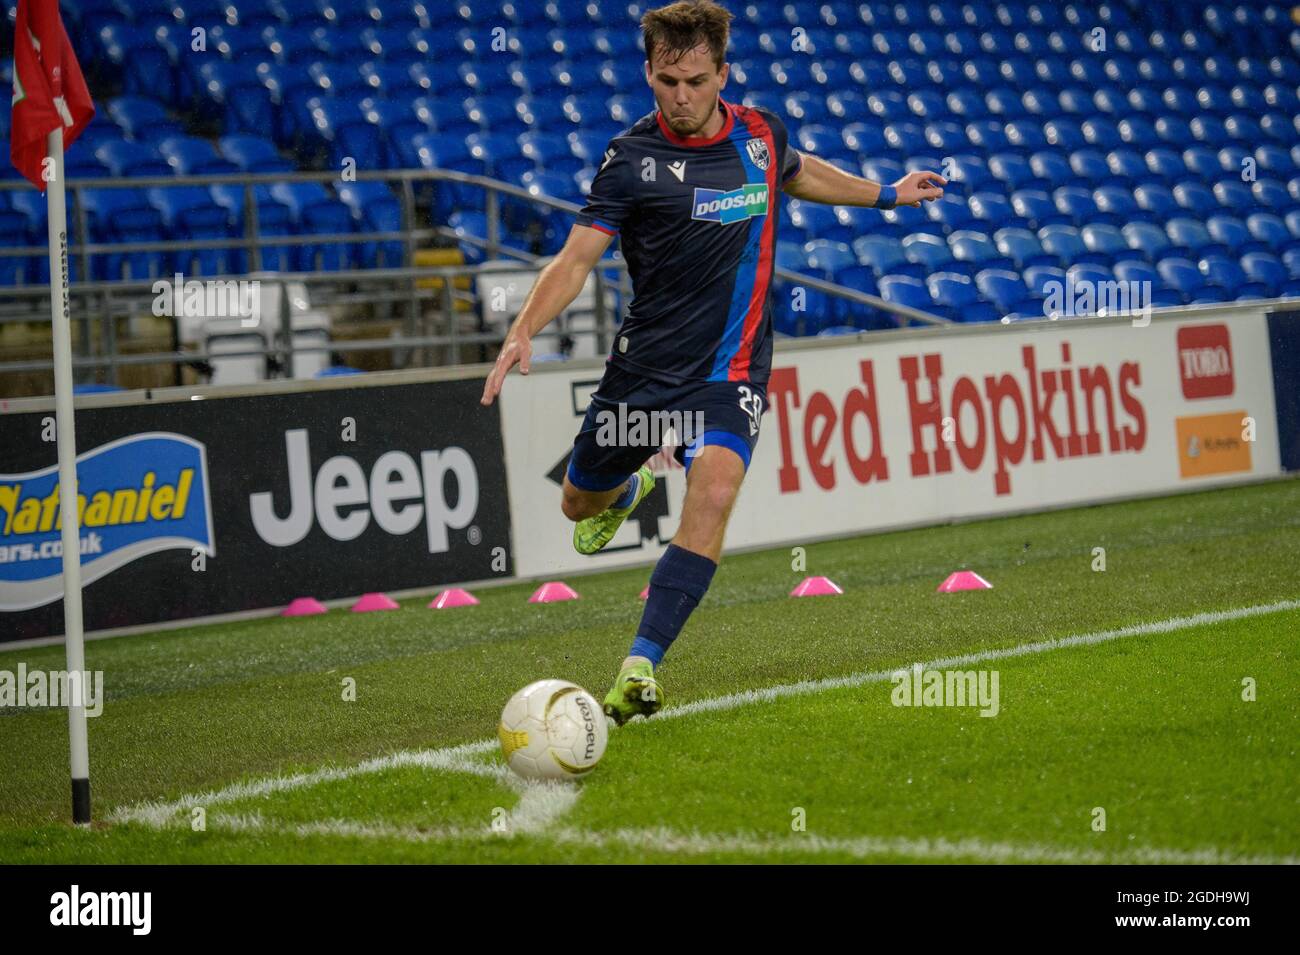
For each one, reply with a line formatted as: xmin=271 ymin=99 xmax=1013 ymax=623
xmin=645 ymin=44 xmax=730 ymax=137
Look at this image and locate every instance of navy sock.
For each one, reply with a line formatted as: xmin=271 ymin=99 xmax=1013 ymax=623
xmin=629 ymin=544 xmax=717 ymax=666
xmin=611 ymin=472 xmax=639 ymax=509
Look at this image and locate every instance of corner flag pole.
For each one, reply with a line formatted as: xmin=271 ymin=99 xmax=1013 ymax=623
xmin=11 ymin=0 xmax=97 ymax=825
xmin=44 ymin=123 xmax=92 ymax=825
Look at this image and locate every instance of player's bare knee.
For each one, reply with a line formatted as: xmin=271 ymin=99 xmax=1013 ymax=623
xmin=692 ymin=478 xmax=739 ymax=521
xmin=560 ymin=492 xmax=588 ymax=522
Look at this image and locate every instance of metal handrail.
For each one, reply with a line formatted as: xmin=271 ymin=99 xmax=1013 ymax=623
xmin=0 ymin=166 xmax=947 ymax=392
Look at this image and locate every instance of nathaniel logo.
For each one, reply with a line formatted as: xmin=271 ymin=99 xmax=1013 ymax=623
xmin=0 ymin=434 xmax=215 ymax=612
xmin=691 ymin=184 xmax=769 ymax=224
xmin=667 ymin=160 xmax=686 ymax=182
xmin=1177 ymin=324 xmax=1233 ymax=399
xmin=745 ymin=137 xmax=770 ymax=170
xmin=600 ymin=147 xmax=616 ymax=170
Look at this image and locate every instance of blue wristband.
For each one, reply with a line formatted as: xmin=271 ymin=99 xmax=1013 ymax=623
xmin=875 ymin=184 xmax=897 ymax=210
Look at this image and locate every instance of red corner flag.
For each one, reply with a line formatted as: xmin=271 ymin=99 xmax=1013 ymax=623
xmin=9 ymin=0 xmax=95 ymax=190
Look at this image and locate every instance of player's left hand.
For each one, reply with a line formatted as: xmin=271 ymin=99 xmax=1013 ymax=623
xmin=894 ymin=170 xmax=947 ymax=208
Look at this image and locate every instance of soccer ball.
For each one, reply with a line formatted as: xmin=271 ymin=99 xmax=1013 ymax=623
xmin=497 ymin=680 xmax=608 ymax=781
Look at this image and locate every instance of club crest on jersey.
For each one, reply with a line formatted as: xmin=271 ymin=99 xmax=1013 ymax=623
xmin=745 ymin=138 xmax=770 ymax=170
xmin=691 ymin=185 xmax=770 ymax=225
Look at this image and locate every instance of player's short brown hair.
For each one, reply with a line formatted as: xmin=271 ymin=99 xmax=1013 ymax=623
xmin=641 ymin=0 xmax=733 ymax=71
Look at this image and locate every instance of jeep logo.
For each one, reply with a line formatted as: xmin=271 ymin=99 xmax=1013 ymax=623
xmin=250 ymin=429 xmax=478 ymax=553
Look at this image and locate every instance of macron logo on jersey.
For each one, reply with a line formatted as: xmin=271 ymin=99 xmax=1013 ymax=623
xmin=691 ymin=185 xmax=770 ymax=225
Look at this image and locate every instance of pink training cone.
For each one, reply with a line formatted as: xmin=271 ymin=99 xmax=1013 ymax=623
xmin=937 ymin=571 xmax=993 ymax=592
xmin=529 ymin=581 xmax=580 ymax=603
xmin=281 ymin=597 xmax=327 ymax=617
xmin=428 ymin=588 xmax=479 ymax=609
xmin=790 ymin=575 xmax=844 ymax=597
xmin=352 ymin=592 xmax=400 ymax=612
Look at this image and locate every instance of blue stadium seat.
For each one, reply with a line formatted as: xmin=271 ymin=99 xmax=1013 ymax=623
xmin=1010 ymin=190 xmax=1062 ymax=229
xmin=853 ymin=235 xmax=907 ymax=276
xmin=928 ymin=272 xmax=998 ymax=322
xmin=925 ymin=194 xmax=974 ymax=233
xmin=1113 ymin=259 xmax=1159 ymax=289
xmin=1069 ymin=149 xmax=1110 ymax=184
xmin=1053 ymin=186 xmax=1099 ymax=226
xmin=972 ymin=119 xmax=1008 ymax=153
xmin=1092 ymin=185 xmax=1138 ymax=225
xmin=804 ymin=239 xmax=857 ymax=279
xmin=785 ymin=201 xmax=841 ymax=243
xmin=993 ymin=227 xmax=1053 ymax=269
xmin=1181 ymin=145 xmax=1221 ymax=181
xmin=1023 ymin=265 xmax=1066 ymax=300
xmin=1122 ymin=221 xmax=1172 ymax=261
xmin=967 ymin=191 xmax=1013 ymax=228
xmin=1205 ymin=215 xmax=1252 ymax=256
xmin=150 ymin=139 xmax=225 ymax=180
xmin=337 ymin=181 xmax=403 ymax=268
xmin=1080 ymin=223 xmax=1128 ymax=264
xmin=1038 ymin=224 xmax=1087 ymax=265
xmin=1134 ymin=183 xmax=1179 ymax=218
xmin=106 ymin=97 xmax=184 ymax=142
xmin=1240 ymin=253 xmax=1287 ymax=296
xmin=216 ymin=135 xmax=291 ymax=174
xmin=977 ymin=268 xmax=1040 ymax=315
xmin=1156 ymin=256 xmax=1204 ymax=301
xmin=988 ymin=152 xmax=1033 ymax=190
xmin=1257 ymin=143 xmax=1298 ymax=178
xmin=948 ymin=229 xmax=1013 ymax=275
xmin=94 ymin=140 xmax=173 ymax=178
xmin=1166 ymin=217 xmax=1216 ymax=257
xmin=879 ymin=274 xmax=936 ymax=320
xmin=269 ymin=182 xmax=356 ymax=271
xmin=1197 ymin=254 xmax=1249 ymax=291
xmin=81 ymin=187 xmax=168 ymax=280
xmin=1031 ymin=151 xmax=1073 ymax=185
xmin=98 ymin=23 xmax=172 ymax=99
xmin=1252 ymin=178 xmax=1292 ymax=209
xmin=901 ymin=233 xmax=953 ymax=273
xmin=1246 ymin=213 xmax=1293 ymax=250
xmin=149 ymin=185 xmax=237 ymax=275
xmin=944 ymin=154 xmax=992 ymax=191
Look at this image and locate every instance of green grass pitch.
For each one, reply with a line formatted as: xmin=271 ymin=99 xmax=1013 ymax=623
xmin=1 ymin=479 xmax=1297 ymax=864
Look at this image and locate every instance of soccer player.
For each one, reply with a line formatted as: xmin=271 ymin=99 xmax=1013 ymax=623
xmin=481 ymin=0 xmax=944 ymax=724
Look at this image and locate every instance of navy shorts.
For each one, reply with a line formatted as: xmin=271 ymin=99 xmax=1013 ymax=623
xmin=566 ymin=363 xmax=767 ymax=492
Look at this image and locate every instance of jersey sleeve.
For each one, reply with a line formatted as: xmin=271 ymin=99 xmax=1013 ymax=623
xmin=574 ymin=140 xmax=636 ymax=236
xmin=756 ymin=107 xmax=805 ymax=186
xmin=781 ymin=140 xmax=804 ymax=185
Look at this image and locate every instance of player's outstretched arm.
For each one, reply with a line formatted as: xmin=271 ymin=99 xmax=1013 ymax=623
xmin=784 ymin=153 xmax=946 ymax=210
xmin=480 ymin=224 xmax=615 ymax=406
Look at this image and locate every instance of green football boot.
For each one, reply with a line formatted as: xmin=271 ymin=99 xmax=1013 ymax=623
xmin=573 ymin=465 xmax=655 ymax=556
xmin=602 ymin=661 xmax=664 ymax=726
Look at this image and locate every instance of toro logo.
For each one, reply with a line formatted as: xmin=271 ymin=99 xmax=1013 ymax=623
xmin=1177 ymin=324 xmax=1233 ymax=399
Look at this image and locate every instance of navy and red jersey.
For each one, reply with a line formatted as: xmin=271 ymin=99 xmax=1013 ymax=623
xmin=574 ymin=98 xmax=803 ymax=389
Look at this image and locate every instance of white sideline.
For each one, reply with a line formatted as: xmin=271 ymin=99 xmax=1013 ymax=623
xmin=637 ymin=598 xmax=1300 ymax=724
xmin=111 ymin=598 xmax=1300 ymax=862
xmin=198 ymin=816 xmax=1297 ymax=865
